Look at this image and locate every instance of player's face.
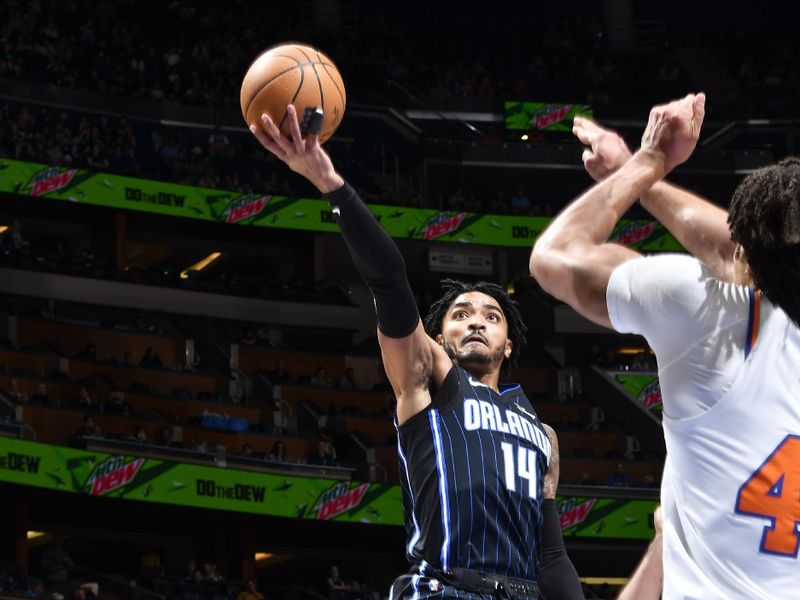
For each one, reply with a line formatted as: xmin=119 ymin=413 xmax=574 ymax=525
xmin=438 ymin=291 xmax=512 ymax=371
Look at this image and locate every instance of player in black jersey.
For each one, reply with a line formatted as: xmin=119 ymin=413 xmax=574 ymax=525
xmin=250 ymin=106 xmax=583 ymax=600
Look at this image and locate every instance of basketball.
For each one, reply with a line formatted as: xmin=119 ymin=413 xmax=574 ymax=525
xmin=240 ymin=43 xmax=346 ymax=144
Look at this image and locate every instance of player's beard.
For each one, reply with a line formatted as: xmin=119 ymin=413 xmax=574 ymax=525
xmin=442 ymin=338 xmax=505 ymax=368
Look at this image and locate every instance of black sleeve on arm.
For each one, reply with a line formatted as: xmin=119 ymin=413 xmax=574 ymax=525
xmin=324 ymin=182 xmax=420 ymax=338
xmin=538 ymin=499 xmax=584 ymax=600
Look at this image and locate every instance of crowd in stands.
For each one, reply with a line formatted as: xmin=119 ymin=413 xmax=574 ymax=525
xmin=0 ymin=220 xmax=353 ymax=306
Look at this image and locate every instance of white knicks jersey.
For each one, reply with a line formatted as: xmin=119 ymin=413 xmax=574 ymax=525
xmin=661 ymin=297 xmax=800 ymax=599
xmin=607 ymin=255 xmax=800 ymax=599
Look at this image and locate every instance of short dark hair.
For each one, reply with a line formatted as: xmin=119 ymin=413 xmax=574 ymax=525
xmin=728 ymin=156 xmax=800 ymax=326
xmin=423 ymin=279 xmax=528 ymax=368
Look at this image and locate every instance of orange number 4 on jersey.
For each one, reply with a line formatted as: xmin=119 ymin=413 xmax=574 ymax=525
xmin=735 ymin=435 xmax=800 ymax=557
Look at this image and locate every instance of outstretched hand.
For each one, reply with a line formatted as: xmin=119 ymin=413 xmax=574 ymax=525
xmin=641 ymin=93 xmax=706 ymax=175
xmin=572 ymin=116 xmax=632 ymax=182
xmin=249 ymin=105 xmax=344 ymax=194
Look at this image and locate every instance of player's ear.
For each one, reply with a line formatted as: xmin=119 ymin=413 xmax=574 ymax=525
xmin=435 ymin=334 xmax=444 ymax=346
xmin=504 ymin=339 xmax=512 ymax=359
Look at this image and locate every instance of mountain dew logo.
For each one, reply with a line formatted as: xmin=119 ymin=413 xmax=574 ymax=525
xmin=612 ymin=220 xmax=658 ymax=247
xmin=421 ymin=212 xmax=467 ymax=240
xmin=530 ymin=103 xmax=573 ymax=129
xmin=84 ymin=456 xmax=144 ymax=496
xmin=224 ymin=194 xmax=271 ymax=223
xmin=312 ymin=482 xmax=370 ymax=520
xmin=558 ymin=497 xmax=598 ymax=530
xmin=638 ymin=379 xmax=662 ymax=410
xmin=26 ymin=167 xmax=79 ymax=196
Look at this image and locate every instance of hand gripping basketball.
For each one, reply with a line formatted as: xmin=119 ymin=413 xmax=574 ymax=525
xmin=250 ymin=105 xmax=343 ymax=194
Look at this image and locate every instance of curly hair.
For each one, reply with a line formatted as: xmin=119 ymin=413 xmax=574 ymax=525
xmin=728 ymin=156 xmax=800 ymax=326
xmin=422 ymin=279 xmax=528 ymax=368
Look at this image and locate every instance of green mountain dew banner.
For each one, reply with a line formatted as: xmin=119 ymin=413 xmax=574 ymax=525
xmin=0 ymin=437 xmax=399 ymax=523
xmin=0 ymin=437 xmax=657 ymax=539
xmin=613 ymin=372 xmax=663 ymax=414
xmin=557 ymin=495 xmax=658 ymax=539
xmin=505 ymin=102 xmax=592 ymax=131
xmin=0 ymin=158 xmax=683 ymax=252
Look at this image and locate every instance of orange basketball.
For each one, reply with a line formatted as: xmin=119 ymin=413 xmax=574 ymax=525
xmin=240 ymin=43 xmax=346 ymax=144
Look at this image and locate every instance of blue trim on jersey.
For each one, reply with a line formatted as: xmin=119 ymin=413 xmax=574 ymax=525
xmin=411 ymin=574 xmax=420 ymax=600
xmin=499 ymin=383 xmax=522 ymax=395
xmin=429 ymin=409 xmax=451 ymax=570
xmin=440 ymin=417 xmax=462 ymax=567
xmin=396 ymin=434 xmax=422 ymax=557
xmin=451 ymin=416 xmax=474 ymax=568
xmin=745 ymin=288 xmax=759 ymax=359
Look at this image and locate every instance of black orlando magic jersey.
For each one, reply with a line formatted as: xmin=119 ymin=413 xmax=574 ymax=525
xmin=396 ymin=364 xmax=551 ymax=581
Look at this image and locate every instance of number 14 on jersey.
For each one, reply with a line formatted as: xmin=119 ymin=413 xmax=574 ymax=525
xmin=500 ymin=442 xmax=539 ymax=499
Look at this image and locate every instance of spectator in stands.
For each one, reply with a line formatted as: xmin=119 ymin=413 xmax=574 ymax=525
xmin=40 ymin=299 xmax=58 ymax=320
xmin=182 ymin=559 xmax=198 ymax=581
xmin=237 ymin=579 xmax=264 ymax=600
xmin=326 ymin=403 xmax=349 ymax=460
xmin=140 ymin=346 xmax=163 ymax=368
xmin=30 ymin=382 xmax=49 ymax=404
xmin=510 ymin=188 xmax=532 ymax=214
xmin=54 ymin=335 xmax=70 ymax=357
xmin=156 ymin=426 xmax=174 ymax=446
xmin=208 ymin=126 xmax=230 ymax=158
xmin=202 ymin=562 xmax=222 ymax=582
xmin=311 ymin=435 xmax=337 ymax=465
xmin=267 ymin=360 xmax=292 ymax=384
xmin=73 ymin=343 xmax=97 ymax=361
xmin=605 ymin=463 xmax=632 ymax=487
xmin=266 ymin=326 xmax=286 ymax=348
xmin=269 ymin=440 xmax=286 ymax=461
xmin=8 ymin=219 xmax=30 ymax=252
xmin=120 ymin=351 xmax=135 ymax=367
xmin=579 ymin=471 xmax=597 ymax=486
xmin=72 ymin=583 xmax=99 ymax=600
xmin=6 ymin=378 xmax=28 ymax=403
xmin=310 ymin=366 xmax=334 ymax=388
xmin=327 ymin=566 xmax=350 ymax=600
xmin=73 ymin=415 xmax=101 ymax=439
xmin=105 ymin=391 xmax=132 ymax=415
xmin=39 ymin=533 xmax=73 ymax=584
xmin=75 ymin=387 xmax=92 ymax=408
xmin=192 ymin=569 xmax=204 ymax=584
xmin=339 ymin=367 xmax=358 ymax=390
xmin=24 ymin=578 xmax=47 ymax=598
xmin=132 ymin=426 xmax=148 ymax=443
xmin=556 ymin=411 xmax=574 ymax=430
xmin=240 ymin=442 xmax=254 ymax=457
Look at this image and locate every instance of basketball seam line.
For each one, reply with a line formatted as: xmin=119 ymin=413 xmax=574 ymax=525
xmin=318 ymin=61 xmax=345 ymax=108
xmin=297 ymin=47 xmax=326 ymax=131
xmin=244 ymin=64 xmax=305 ymax=118
xmin=277 ymin=63 xmax=306 ymax=133
xmin=316 ymin=49 xmax=345 ymax=106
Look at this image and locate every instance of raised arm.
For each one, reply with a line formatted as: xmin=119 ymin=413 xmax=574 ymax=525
xmin=573 ymin=114 xmax=735 ymax=281
xmin=250 ymin=106 xmax=447 ymax=424
xmin=530 ymin=93 xmax=706 ymax=326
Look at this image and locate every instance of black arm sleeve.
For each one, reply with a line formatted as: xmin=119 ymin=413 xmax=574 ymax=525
xmin=324 ymin=182 xmax=420 ymax=338
xmin=538 ymin=499 xmax=584 ymax=600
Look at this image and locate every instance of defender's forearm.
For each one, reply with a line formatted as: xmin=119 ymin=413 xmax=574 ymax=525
xmin=640 ymin=181 xmax=735 ymax=280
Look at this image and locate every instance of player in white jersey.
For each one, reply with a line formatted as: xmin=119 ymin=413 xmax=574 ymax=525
xmin=529 ymin=92 xmax=800 ymax=599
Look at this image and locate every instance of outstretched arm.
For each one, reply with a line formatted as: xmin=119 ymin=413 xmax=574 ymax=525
xmin=537 ymin=425 xmax=583 ymax=600
xmin=250 ymin=107 xmax=446 ymax=424
xmin=530 ymin=93 xmax=706 ymax=326
xmin=573 ymin=114 xmax=735 ymax=281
